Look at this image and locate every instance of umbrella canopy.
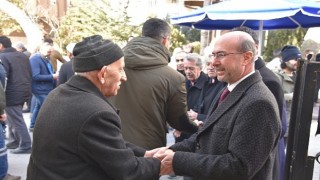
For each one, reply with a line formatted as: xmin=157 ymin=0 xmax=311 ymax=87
xmin=170 ymin=0 xmax=320 ymax=30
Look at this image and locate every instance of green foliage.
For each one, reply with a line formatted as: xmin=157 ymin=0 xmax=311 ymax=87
xmin=0 ymin=0 xmax=24 ymax=35
xmin=170 ymin=26 xmax=188 ymax=52
xmin=180 ymin=26 xmax=200 ymax=42
xmin=263 ymin=28 xmax=308 ymax=62
xmin=58 ymin=0 xmax=141 ymax=52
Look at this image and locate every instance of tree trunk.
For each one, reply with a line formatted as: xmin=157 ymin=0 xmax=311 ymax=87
xmin=0 ymin=0 xmax=43 ymax=53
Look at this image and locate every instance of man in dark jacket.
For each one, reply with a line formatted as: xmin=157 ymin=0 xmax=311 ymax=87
xmin=0 ymin=36 xmax=32 ymax=154
xmin=232 ymin=26 xmax=287 ymax=180
xmin=156 ymin=31 xmax=281 ymax=180
xmin=109 ymin=18 xmax=198 ymax=150
xmin=27 ymin=35 xmax=161 ymax=180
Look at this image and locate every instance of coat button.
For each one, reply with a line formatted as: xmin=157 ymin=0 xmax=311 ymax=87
xmin=196 ymin=142 xmax=200 ymax=149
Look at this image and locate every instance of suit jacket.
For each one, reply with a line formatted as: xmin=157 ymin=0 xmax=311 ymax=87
xmin=255 ymin=57 xmax=286 ymax=180
xmin=170 ymin=71 xmax=281 ymax=180
xmin=27 ymin=75 xmax=160 ymax=180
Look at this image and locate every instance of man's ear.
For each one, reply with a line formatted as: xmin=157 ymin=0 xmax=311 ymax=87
xmin=98 ymin=66 xmax=107 ymax=84
xmin=243 ymin=51 xmax=253 ymax=65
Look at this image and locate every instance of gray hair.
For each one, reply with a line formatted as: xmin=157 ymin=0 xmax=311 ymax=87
xmin=185 ymin=53 xmax=203 ymax=69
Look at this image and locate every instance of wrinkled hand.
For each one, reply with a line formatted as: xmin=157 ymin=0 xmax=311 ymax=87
xmin=0 ymin=113 xmax=6 ymax=122
xmin=187 ymin=109 xmax=198 ymax=120
xmin=173 ymin=129 xmax=181 ymax=138
xmin=145 ymin=147 xmax=168 ymax=158
xmin=158 ymin=149 xmax=175 ymax=175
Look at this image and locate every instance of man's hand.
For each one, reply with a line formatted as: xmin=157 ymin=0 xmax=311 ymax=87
xmin=187 ymin=109 xmax=198 ymax=120
xmin=144 ymin=147 xmax=168 ymax=158
xmin=0 ymin=113 xmax=6 ymax=122
xmin=173 ymin=129 xmax=181 ymax=138
xmin=159 ymin=149 xmax=175 ymax=175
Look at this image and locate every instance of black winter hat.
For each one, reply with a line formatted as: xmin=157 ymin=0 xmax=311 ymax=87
xmin=73 ymin=35 xmax=124 ymax=72
xmin=281 ymin=45 xmax=301 ymax=62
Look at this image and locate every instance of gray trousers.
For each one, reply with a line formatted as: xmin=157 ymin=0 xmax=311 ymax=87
xmin=5 ymin=105 xmax=31 ymax=149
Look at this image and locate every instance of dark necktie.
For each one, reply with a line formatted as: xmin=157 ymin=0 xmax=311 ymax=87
xmin=218 ymin=88 xmax=230 ymax=105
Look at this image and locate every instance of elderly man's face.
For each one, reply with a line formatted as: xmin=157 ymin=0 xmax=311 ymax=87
xmin=206 ymin=61 xmax=217 ymax=78
xmin=184 ymin=60 xmax=201 ymax=83
xmin=102 ymin=58 xmax=127 ymax=97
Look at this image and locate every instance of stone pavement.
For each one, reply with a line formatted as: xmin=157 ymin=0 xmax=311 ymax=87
xmin=6 ymin=105 xmax=320 ymax=180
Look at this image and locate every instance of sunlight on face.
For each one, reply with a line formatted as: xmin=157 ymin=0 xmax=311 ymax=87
xmin=103 ymin=58 xmax=126 ymax=97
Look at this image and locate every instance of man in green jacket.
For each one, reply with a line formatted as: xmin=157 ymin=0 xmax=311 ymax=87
xmin=109 ymin=18 xmax=198 ymax=150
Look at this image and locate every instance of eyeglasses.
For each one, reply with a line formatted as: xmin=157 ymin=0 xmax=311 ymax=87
xmin=209 ymin=51 xmax=244 ymax=60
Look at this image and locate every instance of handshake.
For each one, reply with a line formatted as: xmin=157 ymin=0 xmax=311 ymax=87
xmin=145 ymin=147 xmax=175 ymax=176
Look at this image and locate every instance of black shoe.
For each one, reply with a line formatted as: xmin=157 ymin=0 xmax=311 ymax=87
xmin=10 ymin=147 xmax=31 ymax=154
xmin=29 ymin=127 xmax=34 ymax=132
xmin=6 ymin=142 xmax=18 ymax=149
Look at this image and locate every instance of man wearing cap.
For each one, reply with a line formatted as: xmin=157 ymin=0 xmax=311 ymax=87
xmin=27 ymin=35 xmax=162 ymax=180
xmin=276 ymin=45 xmax=301 ymax=145
xmin=58 ymin=42 xmax=76 ymax=85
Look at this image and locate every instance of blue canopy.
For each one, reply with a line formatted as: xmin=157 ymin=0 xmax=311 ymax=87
xmin=170 ymin=0 xmax=320 ymax=30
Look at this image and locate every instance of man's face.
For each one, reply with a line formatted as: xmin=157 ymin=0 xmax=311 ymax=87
xmin=184 ymin=60 xmax=201 ymax=82
xmin=286 ymin=59 xmax=297 ymax=71
xmin=102 ymin=58 xmax=127 ymax=97
xmin=212 ymin=38 xmax=247 ymax=84
xmin=175 ymin=52 xmax=186 ymax=71
xmin=40 ymin=44 xmax=53 ymax=57
xmin=206 ymin=61 xmax=217 ymax=78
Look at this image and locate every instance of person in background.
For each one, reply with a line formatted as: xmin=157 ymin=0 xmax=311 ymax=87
xmin=58 ymin=42 xmax=76 ymax=85
xmin=12 ymin=42 xmax=32 ymax=113
xmin=29 ymin=42 xmax=58 ymax=131
xmin=0 ymin=36 xmax=32 ymax=154
xmin=174 ymin=53 xmax=206 ymax=143
xmin=43 ymin=38 xmax=67 ymax=73
xmin=302 ymin=49 xmax=314 ymax=61
xmin=188 ymin=55 xmax=226 ymax=122
xmin=12 ymin=41 xmax=31 ymax=58
xmin=174 ymin=50 xmax=187 ymax=76
xmin=232 ymin=26 xmax=286 ymax=180
xmin=109 ymin=18 xmax=199 ymax=150
xmin=275 ymin=45 xmax=301 ymax=146
xmin=27 ymin=35 xmax=162 ymax=180
xmin=155 ymin=31 xmax=281 ymax=180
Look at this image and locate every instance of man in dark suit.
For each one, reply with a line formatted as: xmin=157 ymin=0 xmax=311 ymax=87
xmin=27 ymin=35 xmax=161 ymax=179
xmin=155 ymin=31 xmax=281 ymax=180
xmin=232 ymin=26 xmax=286 ymax=180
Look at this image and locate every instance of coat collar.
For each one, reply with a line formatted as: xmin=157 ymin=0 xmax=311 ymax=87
xmin=198 ymin=71 xmax=262 ymax=135
xmin=255 ymin=57 xmax=265 ymax=70
xmin=66 ymin=75 xmax=119 ymax=114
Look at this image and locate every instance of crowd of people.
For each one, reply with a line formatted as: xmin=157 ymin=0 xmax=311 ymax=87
xmin=0 ymin=17 xmax=319 ymax=180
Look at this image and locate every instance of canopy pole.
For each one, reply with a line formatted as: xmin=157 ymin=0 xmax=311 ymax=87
xmin=258 ymin=20 xmax=263 ymax=57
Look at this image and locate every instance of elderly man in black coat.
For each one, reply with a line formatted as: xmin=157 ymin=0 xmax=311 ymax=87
xmin=27 ymin=35 xmax=161 ymax=179
xmin=155 ymin=31 xmax=281 ymax=180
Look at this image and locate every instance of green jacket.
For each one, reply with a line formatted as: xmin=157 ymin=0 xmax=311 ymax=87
xmin=109 ymin=37 xmax=198 ymax=150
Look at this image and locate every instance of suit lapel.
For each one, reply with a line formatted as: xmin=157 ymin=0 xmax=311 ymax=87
xmin=197 ymin=71 xmax=262 ymax=136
